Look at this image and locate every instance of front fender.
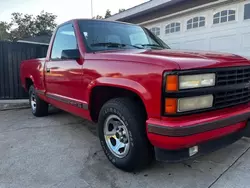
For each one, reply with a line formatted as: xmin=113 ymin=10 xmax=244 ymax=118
xmin=87 ymin=77 xmax=152 ymax=113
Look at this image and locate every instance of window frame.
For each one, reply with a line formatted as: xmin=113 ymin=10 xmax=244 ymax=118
xmin=150 ymin=27 xmax=161 ymax=36
xmin=186 ymin=16 xmax=206 ymax=30
xmin=244 ymin=3 xmax=250 ymax=20
xmin=213 ymin=9 xmax=236 ymax=25
xmin=165 ymin=22 xmax=181 ymax=34
xmin=50 ymin=22 xmax=79 ymax=61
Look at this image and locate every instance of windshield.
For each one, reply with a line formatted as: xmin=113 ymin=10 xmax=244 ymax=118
xmin=78 ymin=20 xmax=170 ymax=52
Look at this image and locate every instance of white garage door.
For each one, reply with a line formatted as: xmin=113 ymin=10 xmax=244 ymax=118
xmin=148 ymin=1 xmax=250 ymax=58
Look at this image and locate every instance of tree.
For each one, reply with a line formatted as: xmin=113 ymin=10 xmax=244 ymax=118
xmin=34 ymin=11 xmax=57 ymax=36
xmin=119 ymin=9 xmax=125 ymax=13
xmin=105 ymin=9 xmax=111 ymax=18
xmin=0 ymin=21 xmax=11 ymax=41
xmin=9 ymin=11 xmax=57 ymax=41
xmin=9 ymin=12 xmax=36 ymax=41
xmin=92 ymin=15 xmax=103 ymax=19
xmin=92 ymin=9 xmax=113 ymax=19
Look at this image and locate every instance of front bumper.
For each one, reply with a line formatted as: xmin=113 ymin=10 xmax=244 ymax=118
xmin=147 ymin=104 xmax=250 ymax=151
xmin=154 ymin=125 xmax=250 ymax=162
xmin=148 ymin=111 xmax=250 ymax=137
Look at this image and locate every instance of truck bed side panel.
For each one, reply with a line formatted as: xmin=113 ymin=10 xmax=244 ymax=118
xmin=20 ymin=58 xmax=46 ymax=93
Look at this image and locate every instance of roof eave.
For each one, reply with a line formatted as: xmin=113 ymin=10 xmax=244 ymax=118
xmin=106 ymin=0 xmax=186 ymax=21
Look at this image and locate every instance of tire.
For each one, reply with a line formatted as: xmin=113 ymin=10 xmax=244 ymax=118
xmin=98 ymin=98 xmax=153 ymax=172
xmin=29 ymin=85 xmax=48 ymax=117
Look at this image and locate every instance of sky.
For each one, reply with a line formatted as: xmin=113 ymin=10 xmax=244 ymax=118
xmin=0 ymin=0 xmax=148 ymax=24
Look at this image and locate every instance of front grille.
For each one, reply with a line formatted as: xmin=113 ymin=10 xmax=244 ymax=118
xmin=214 ymin=88 xmax=250 ymax=109
xmin=217 ymin=67 xmax=250 ymax=86
xmin=215 ymin=66 xmax=250 ymax=109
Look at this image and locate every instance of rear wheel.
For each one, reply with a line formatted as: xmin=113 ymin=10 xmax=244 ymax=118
xmin=98 ymin=98 xmax=153 ymax=172
xmin=29 ymin=85 xmax=48 ymax=117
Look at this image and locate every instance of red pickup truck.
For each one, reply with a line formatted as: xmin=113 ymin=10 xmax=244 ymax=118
xmin=20 ymin=19 xmax=250 ymax=171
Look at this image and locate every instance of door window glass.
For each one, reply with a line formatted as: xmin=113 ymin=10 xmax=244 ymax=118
xmin=51 ymin=24 xmax=77 ymax=60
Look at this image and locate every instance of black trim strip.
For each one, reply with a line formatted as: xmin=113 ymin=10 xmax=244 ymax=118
xmin=36 ymin=90 xmax=45 ymax=95
xmin=47 ymin=93 xmax=88 ymax=110
xmin=148 ymin=112 xmax=250 ymax=137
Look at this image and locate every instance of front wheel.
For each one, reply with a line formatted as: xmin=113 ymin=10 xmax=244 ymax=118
xmin=29 ymin=85 xmax=48 ymax=117
xmin=98 ymin=98 xmax=153 ymax=172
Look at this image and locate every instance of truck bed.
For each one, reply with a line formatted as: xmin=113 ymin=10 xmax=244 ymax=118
xmin=20 ymin=58 xmax=46 ymax=91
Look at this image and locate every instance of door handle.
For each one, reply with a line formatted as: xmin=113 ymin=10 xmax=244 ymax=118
xmin=46 ymin=68 xmax=50 ymax=73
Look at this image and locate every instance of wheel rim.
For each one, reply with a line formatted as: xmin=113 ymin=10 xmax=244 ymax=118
xmin=30 ymin=92 xmax=36 ymax=112
xmin=104 ymin=114 xmax=130 ymax=158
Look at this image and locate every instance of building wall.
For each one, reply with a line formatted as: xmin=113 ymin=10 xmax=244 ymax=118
xmin=123 ymin=0 xmax=218 ymax=24
xmin=142 ymin=0 xmax=250 ymax=58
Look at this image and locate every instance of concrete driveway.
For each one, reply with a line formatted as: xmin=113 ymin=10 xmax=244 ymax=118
xmin=0 ymin=108 xmax=250 ymax=188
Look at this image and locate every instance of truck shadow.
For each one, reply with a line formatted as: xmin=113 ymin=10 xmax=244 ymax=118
xmin=80 ymin=140 xmax=250 ymax=188
xmin=36 ymin=109 xmax=250 ymax=188
xmin=48 ymin=105 xmax=64 ymax=115
xmin=78 ymin=118 xmax=250 ymax=188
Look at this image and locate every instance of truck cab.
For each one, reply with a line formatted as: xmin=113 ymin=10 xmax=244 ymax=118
xmin=20 ymin=19 xmax=250 ymax=172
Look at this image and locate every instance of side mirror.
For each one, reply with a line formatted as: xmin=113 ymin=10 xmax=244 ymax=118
xmin=61 ymin=49 xmax=80 ymax=60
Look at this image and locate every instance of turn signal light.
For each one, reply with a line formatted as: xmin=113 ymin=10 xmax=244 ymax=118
xmin=165 ymin=98 xmax=177 ymax=114
xmin=166 ymin=75 xmax=178 ymax=91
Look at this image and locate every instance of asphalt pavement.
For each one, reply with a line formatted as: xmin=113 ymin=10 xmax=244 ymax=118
xmin=0 ymin=108 xmax=250 ymax=188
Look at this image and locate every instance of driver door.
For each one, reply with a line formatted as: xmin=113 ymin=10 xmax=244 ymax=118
xmin=45 ymin=23 xmax=85 ymax=112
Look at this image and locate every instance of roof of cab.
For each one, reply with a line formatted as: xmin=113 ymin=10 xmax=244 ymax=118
xmin=58 ymin=18 xmax=136 ymax=27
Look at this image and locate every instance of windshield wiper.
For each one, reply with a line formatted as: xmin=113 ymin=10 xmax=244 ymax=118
xmin=91 ymin=42 xmax=144 ymax=49
xmin=140 ymin=44 xmax=164 ymax=49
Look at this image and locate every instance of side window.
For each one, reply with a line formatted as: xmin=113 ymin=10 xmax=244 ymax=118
xmin=51 ymin=24 xmax=77 ymax=60
xmin=165 ymin=22 xmax=181 ymax=34
xmin=213 ymin=10 xmax=236 ymax=24
xmin=244 ymin=4 xmax=250 ymax=20
xmin=187 ymin=16 xmax=205 ymax=30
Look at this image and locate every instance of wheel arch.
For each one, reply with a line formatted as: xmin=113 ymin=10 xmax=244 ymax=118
xmin=25 ymin=76 xmax=35 ymax=91
xmin=88 ymin=78 xmax=151 ymax=122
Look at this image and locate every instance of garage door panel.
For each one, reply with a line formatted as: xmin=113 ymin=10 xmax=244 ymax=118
xmin=182 ymin=39 xmax=207 ymax=50
xmin=210 ymin=34 xmax=238 ymax=52
xmin=169 ymin=43 xmax=180 ymax=49
xmin=242 ymin=33 xmax=250 ymax=49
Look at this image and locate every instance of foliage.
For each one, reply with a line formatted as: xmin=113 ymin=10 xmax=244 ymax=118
xmin=0 ymin=11 xmax=57 ymax=41
xmin=105 ymin=9 xmax=112 ymax=18
xmin=92 ymin=15 xmax=103 ymax=19
xmin=93 ymin=8 xmax=125 ymax=20
xmin=119 ymin=9 xmax=125 ymax=13
xmin=0 ymin=21 xmax=11 ymax=41
xmin=34 ymin=11 xmax=57 ymax=36
xmin=9 ymin=13 xmax=36 ymax=41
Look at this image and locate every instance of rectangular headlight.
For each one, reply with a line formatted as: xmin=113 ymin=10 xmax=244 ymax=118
xmin=178 ymin=95 xmax=213 ymax=112
xmin=179 ymin=73 xmax=215 ymax=89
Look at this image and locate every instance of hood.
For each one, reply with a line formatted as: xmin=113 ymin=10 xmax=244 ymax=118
xmin=92 ymin=49 xmax=250 ymax=70
xmin=140 ymin=49 xmax=250 ymax=69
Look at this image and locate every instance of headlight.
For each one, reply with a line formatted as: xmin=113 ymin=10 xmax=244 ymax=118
xmin=178 ymin=95 xmax=213 ymax=112
xmin=179 ymin=73 xmax=215 ymax=89
xmin=165 ymin=95 xmax=213 ymax=114
xmin=164 ymin=72 xmax=215 ymax=114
